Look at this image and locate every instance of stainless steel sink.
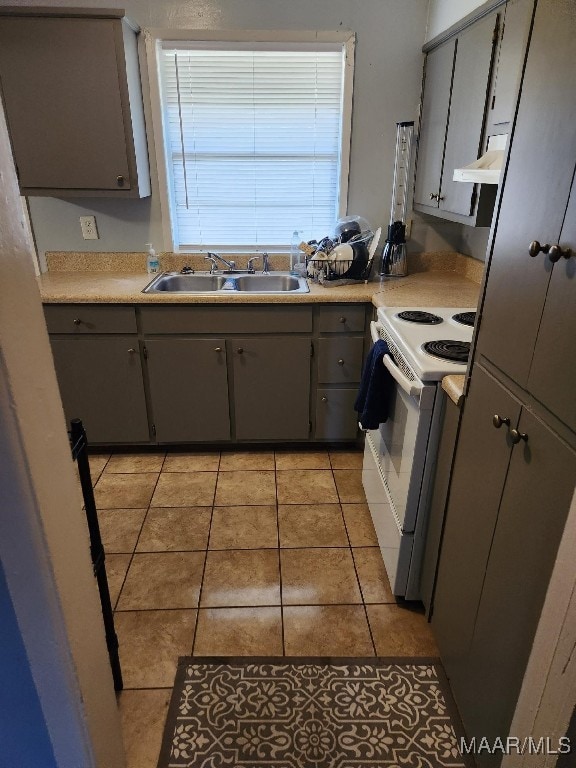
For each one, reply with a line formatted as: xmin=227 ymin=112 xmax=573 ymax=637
xmin=143 ymin=271 xmax=309 ymax=294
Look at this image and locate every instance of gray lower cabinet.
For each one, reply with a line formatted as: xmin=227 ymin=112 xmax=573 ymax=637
xmin=231 ymin=337 xmax=311 ymax=441
xmin=50 ymin=337 xmax=149 ymax=443
xmin=145 ymin=338 xmax=230 ymax=442
xmin=433 ymin=364 xmax=576 ymax=766
xmin=315 ymin=388 xmax=359 ymax=441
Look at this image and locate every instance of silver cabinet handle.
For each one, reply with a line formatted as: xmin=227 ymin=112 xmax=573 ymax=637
xmin=492 ymin=414 xmax=510 ymax=429
xmin=429 ymin=193 xmax=437 ymax=201
xmin=510 ymin=428 xmax=529 ymax=444
xmin=214 ymin=347 xmax=222 ymax=352
xmin=339 ymin=316 xmax=346 ymax=324
xmin=127 ymin=348 xmax=136 ymax=354
xmin=321 ymin=396 xmax=328 ymax=402
xmin=73 ymin=318 xmax=82 ymax=325
xmin=236 ymin=348 xmax=244 ymax=354
xmin=337 ymin=359 xmax=345 ymax=365
xmin=116 ymin=175 xmax=125 ymax=187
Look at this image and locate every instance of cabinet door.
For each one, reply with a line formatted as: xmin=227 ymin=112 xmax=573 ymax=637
xmin=413 ymin=40 xmax=456 ymax=210
xmin=439 ymin=14 xmax=498 ymax=216
xmin=477 ymin=0 xmax=576 ymax=386
xmin=0 ymin=17 xmax=131 ymax=191
xmin=50 ymin=337 xmax=149 ymax=443
xmin=432 ymin=366 xmax=521 ymax=692
xmin=456 ymin=410 xmax=576 ymax=759
xmin=527 ymin=180 xmax=576 ymax=433
xmin=232 ymin=338 xmax=310 ymax=440
xmin=315 ymin=388 xmax=359 ymax=441
xmin=145 ymin=339 xmax=230 ymax=442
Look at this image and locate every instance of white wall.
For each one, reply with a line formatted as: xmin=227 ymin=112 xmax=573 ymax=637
xmin=3 ymin=0 xmax=430 ymax=255
xmin=425 ymin=0 xmax=488 ymax=42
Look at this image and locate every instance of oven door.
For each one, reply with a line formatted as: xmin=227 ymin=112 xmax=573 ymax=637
xmin=367 ymin=322 xmax=438 ymax=533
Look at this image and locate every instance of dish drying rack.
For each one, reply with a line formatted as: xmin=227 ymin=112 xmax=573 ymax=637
xmin=305 ymin=231 xmax=377 ymax=286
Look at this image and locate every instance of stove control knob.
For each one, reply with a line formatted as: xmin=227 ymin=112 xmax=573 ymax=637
xmin=492 ymin=414 xmax=510 ymax=429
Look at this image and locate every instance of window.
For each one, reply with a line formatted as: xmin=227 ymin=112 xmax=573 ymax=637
xmin=155 ymin=41 xmax=350 ymax=252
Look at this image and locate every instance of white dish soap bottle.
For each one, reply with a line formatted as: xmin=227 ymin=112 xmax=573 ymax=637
xmin=146 ymin=243 xmax=159 ymax=274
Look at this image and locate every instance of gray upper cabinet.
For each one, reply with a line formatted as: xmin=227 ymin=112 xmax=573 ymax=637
xmin=477 ymin=0 xmax=576 ymax=420
xmin=415 ymin=13 xmax=499 ymax=225
xmin=0 ymin=10 xmax=150 ymax=197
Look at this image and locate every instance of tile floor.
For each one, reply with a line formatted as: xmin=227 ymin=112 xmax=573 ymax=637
xmin=89 ymin=448 xmax=438 ymax=768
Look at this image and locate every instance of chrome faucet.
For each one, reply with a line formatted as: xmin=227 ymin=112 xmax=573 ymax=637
xmin=206 ymin=251 xmax=236 ymax=272
xmin=262 ymin=252 xmax=270 ymax=274
xmin=246 ymin=255 xmax=260 ymax=273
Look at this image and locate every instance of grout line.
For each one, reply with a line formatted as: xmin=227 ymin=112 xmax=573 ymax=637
xmin=114 ymin=602 xmax=390 ymax=614
xmin=190 ymin=468 xmax=219 ymax=655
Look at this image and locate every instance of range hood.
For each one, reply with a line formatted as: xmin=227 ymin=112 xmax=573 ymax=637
xmin=453 ymin=134 xmax=507 ymax=184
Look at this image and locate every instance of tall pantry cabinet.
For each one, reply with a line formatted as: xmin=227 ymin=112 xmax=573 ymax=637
xmin=431 ymin=1 xmax=576 ymax=764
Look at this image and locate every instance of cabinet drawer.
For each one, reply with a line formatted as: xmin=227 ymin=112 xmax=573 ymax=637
xmin=315 ymin=388 xmax=359 ymax=440
xmin=141 ymin=305 xmax=312 ymax=334
xmin=317 ymin=337 xmax=364 ymax=383
xmin=44 ymin=304 xmax=137 ymax=334
xmin=317 ymin=305 xmax=366 ymax=333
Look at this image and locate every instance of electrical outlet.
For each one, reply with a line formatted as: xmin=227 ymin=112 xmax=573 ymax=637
xmin=80 ymin=215 xmax=99 ymax=240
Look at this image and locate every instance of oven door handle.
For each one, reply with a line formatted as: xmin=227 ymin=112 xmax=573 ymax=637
xmin=382 ymin=354 xmax=423 ymax=398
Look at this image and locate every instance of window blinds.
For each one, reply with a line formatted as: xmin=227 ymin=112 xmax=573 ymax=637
xmin=158 ymin=43 xmax=345 ymax=251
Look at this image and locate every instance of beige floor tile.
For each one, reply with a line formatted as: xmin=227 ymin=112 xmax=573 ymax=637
xmin=353 ymin=548 xmax=395 ymax=603
xmin=342 ymin=503 xmax=379 ymax=546
xmin=106 ymin=554 xmax=131 ymax=608
xmin=334 ymin=470 xmax=366 ymax=503
xmin=275 ymin=451 xmax=331 ymax=470
xmin=117 ymin=552 xmax=205 ymax=610
xmin=329 ymin=450 xmax=364 ymax=469
xmin=367 ymin=604 xmax=439 ymax=656
xmin=137 ymin=507 xmax=211 ymax=552
xmin=115 ymin=610 xmax=196 ymax=688
xmin=201 ymin=549 xmax=280 ymax=607
xmin=151 ymin=472 xmax=217 ymax=507
xmin=214 ymin=470 xmax=276 ymax=506
xmin=283 ymin=605 xmax=374 ymax=656
xmin=278 ymin=504 xmax=348 ymax=548
xmin=276 ymin=470 xmax=338 ymax=504
xmin=88 ymin=453 xmax=110 ymax=478
xmin=281 ymin=548 xmax=362 ymax=605
xmin=163 ymin=453 xmax=220 ymax=472
xmin=119 ymin=689 xmax=171 ymax=768
xmin=219 ymin=451 xmax=275 ymax=471
xmin=99 ymin=509 xmax=146 ymax=554
xmin=105 ymin=454 xmax=165 ymax=473
xmin=95 ymin=473 xmax=159 ymax=509
xmin=209 ymin=506 xmax=278 ymax=549
xmin=194 ymin=607 xmax=283 ymax=656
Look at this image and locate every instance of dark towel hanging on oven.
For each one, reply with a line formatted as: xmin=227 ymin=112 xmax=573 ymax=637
xmin=355 ymin=339 xmax=394 ymax=430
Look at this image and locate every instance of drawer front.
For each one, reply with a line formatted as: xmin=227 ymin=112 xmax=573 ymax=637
xmin=44 ymin=304 xmax=137 ymax=334
xmin=317 ymin=304 xmax=366 ymax=333
xmin=141 ymin=305 xmax=312 ymax=334
xmin=317 ymin=337 xmax=364 ymax=383
xmin=315 ymin=388 xmax=359 ymax=440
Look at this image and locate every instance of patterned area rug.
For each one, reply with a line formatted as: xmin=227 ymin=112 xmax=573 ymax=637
xmin=158 ymin=657 xmax=470 ymax=767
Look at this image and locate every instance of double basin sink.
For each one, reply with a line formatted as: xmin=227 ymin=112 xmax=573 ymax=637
xmin=143 ymin=271 xmax=309 ymax=295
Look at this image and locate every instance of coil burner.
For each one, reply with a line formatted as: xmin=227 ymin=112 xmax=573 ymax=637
xmin=452 ymin=311 xmax=476 ymax=327
xmin=422 ymin=339 xmax=471 ymax=364
xmin=397 ymin=310 xmax=443 ymax=325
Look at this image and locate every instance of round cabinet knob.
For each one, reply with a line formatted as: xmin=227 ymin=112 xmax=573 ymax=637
xmin=236 ymin=348 xmax=244 ymax=354
xmin=492 ymin=414 xmax=510 ymax=429
xmin=116 ymin=175 xmax=125 ymax=187
xmin=127 ymin=348 xmax=136 ymax=354
xmin=321 ymin=396 xmax=328 ymax=402
xmin=547 ymin=244 xmax=572 ymax=262
xmin=214 ymin=347 xmax=222 ymax=352
xmin=437 ymin=195 xmax=445 ymax=202
xmin=338 ymin=317 xmax=346 ymax=324
xmin=510 ymin=428 xmax=529 ymax=444
xmin=429 ymin=193 xmax=438 ymax=201
xmin=528 ymin=240 xmax=550 ymax=257
xmin=337 ymin=358 xmax=345 ymax=366
xmin=73 ymin=318 xmax=82 ymax=325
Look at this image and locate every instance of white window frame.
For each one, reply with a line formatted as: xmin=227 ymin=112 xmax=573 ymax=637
xmin=145 ymin=28 xmax=355 ymax=253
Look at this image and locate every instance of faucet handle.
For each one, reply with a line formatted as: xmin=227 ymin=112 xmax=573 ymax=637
xmin=246 ymin=255 xmax=260 ymax=273
xmin=204 ymin=254 xmax=218 ymax=273
xmin=262 ymin=251 xmax=270 ymax=274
